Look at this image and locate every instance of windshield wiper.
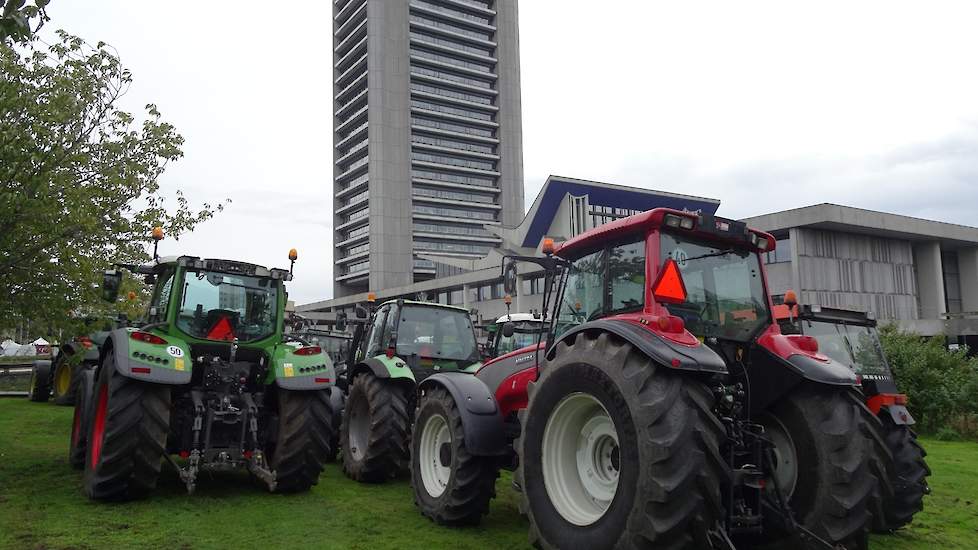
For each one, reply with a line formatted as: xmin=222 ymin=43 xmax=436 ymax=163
xmin=682 ymin=248 xmax=749 ymax=262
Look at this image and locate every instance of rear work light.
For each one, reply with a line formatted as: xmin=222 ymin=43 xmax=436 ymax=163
xmin=655 ymin=315 xmax=685 ymax=334
xmin=652 ymin=258 xmax=687 ymax=304
xmin=130 ymin=331 xmax=167 ymax=345
xmin=293 ymin=346 xmax=322 ymax=356
xmin=663 ymin=214 xmax=695 ymax=230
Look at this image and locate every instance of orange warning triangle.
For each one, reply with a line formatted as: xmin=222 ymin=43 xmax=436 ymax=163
xmin=207 ymin=316 xmax=235 ymax=341
xmin=653 ymin=258 xmax=687 ymax=304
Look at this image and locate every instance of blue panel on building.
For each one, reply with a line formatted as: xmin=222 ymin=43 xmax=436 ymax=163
xmin=522 ymin=179 xmax=721 ymax=248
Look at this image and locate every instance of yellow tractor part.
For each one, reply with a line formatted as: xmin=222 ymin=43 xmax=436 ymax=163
xmin=54 ymin=360 xmax=72 ymax=398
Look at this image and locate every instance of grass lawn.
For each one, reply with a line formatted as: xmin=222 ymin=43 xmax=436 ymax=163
xmin=0 ymin=398 xmax=975 ymax=549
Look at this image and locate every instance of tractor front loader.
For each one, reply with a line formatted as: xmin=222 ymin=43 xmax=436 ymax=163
xmin=71 ymin=234 xmax=337 ymax=500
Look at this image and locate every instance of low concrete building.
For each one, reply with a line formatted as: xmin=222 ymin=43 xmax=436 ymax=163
xmin=743 ymin=203 xmax=978 ymax=345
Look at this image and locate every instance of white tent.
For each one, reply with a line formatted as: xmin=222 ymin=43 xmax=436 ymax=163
xmin=1 ymin=339 xmax=21 ymax=356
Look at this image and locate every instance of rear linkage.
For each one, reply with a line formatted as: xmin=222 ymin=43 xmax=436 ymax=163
xmin=162 ymin=340 xmax=277 ymax=494
xmin=708 ymin=382 xmax=852 ymax=550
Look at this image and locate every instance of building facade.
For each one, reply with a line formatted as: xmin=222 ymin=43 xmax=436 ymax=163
xmin=744 ymin=204 xmax=978 ymax=345
xmin=332 ymin=0 xmax=524 ymax=297
xmin=303 ymin=175 xmax=719 ymax=332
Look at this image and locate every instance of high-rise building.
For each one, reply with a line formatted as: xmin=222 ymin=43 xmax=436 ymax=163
xmin=332 ymin=0 xmax=524 ymax=297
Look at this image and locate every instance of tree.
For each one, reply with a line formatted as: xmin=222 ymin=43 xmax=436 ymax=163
xmin=0 ymin=30 xmax=226 ymax=339
xmin=0 ymin=0 xmax=50 ymax=43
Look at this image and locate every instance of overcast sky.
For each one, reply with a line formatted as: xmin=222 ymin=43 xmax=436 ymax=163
xmin=44 ymin=1 xmax=978 ymax=304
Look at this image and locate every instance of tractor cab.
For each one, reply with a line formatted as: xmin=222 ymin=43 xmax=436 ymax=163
xmin=486 ymin=313 xmax=545 ymax=358
xmin=351 ymin=300 xmax=481 ymax=380
xmin=775 ymin=303 xmax=901 ymax=397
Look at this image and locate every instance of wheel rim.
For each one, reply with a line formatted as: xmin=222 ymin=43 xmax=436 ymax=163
xmin=418 ymin=413 xmax=452 ymax=497
xmin=542 ymin=392 xmax=620 ymax=526
xmin=761 ymin=413 xmax=798 ymax=499
xmin=348 ymin=391 xmax=370 ymax=462
xmin=90 ymin=384 xmax=108 ymax=469
xmin=55 ymin=362 xmax=71 ymax=397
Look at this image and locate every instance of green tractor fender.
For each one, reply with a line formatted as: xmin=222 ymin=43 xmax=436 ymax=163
xmin=100 ymin=328 xmax=193 ymax=385
xmin=350 ymin=355 xmax=417 ymax=385
xmin=269 ymin=344 xmax=336 ymax=391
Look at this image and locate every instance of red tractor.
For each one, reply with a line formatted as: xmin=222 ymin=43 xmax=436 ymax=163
xmin=411 ymin=208 xmax=885 ymax=549
xmin=774 ymin=301 xmax=930 ymax=532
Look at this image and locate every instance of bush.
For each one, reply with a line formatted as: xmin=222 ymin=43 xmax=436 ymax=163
xmin=878 ymin=324 xmax=978 ymax=438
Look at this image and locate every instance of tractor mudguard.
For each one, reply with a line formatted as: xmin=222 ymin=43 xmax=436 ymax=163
xmin=271 ymin=344 xmax=335 ymax=391
xmin=419 ymin=372 xmax=507 ymax=456
xmin=350 ymin=356 xmax=417 ymax=383
xmin=59 ymin=342 xmax=100 ymax=364
xmin=783 ymin=353 xmax=858 ymax=385
xmin=553 ymin=319 xmax=727 ymax=374
xmin=105 ymin=328 xmax=193 ymax=384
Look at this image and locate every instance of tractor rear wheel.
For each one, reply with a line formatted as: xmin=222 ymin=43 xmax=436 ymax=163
xmin=68 ymin=369 xmax=96 ymax=469
xmin=268 ymin=388 xmax=335 ymax=492
xmin=341 ymin=372 xmax=411 ymax=483
xmin=412 ymin=385 xmax=498 ymax=525
xmin=27 ymin=362 xmax=52 ymax=402
xmin=83 ymin=353 xmax=171 ymax=501
xmin=868 ymin=414 xmax=930 ymax=531
xmin=759 ymin=386 xmax=875 ymax=548
xmin=516 ymin=332 xmax=727 ymax=550
xmin=52 ymin=355 xmax=75 ymax=405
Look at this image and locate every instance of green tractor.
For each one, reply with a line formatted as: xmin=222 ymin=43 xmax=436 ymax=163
xmin=70 ymin=236 xmax=337 ymax=500
xmin=341 ymin=298 xmax=482 ymax=483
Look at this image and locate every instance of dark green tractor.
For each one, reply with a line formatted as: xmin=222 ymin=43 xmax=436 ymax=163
xmin=71 ymin=238 xmax=338 ymax=500
xmin=341 ymin=299 xmax=482 ymax=483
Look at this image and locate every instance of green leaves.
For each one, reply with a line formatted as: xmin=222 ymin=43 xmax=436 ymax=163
xmin=879 ymin=324 xmax=978 ymax=438
xmin=0 ymin=32 xmax=225 ymax=339
xmin=0 ymin=0 xmax=49 ymax=43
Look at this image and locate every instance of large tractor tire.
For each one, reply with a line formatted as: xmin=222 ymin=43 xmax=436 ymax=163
xmin=68 ymin=369 xmax=96 ymax=469
xmin=268 ymin=388 xmax=335 ymax=493
xmin=83 ymin=354 xmax=171 ymax=501
xmin=867 ymin=414 xmax=931 ymax=532
xmin=341 ymin=371 xmax=411 ymax=483
xmin=516 ymin=332 xmax=727 ymax=550
xmin=52 ymin=355 xmax=76 ymax=406
xmin=325 ymin=387 xmax=345 ymax=463
xmin=412 ymin=386 xmax=498 ymax=525
xmin=27 ymin=362 xmax=52 ymax=402
xmin=759 ymin=386 xmax=875 ymax=548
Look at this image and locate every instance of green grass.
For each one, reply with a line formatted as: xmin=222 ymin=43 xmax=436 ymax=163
xmin=0 ymin=399 xmax=975 ymax=549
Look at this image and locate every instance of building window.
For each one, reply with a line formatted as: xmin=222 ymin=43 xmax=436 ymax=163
xmin=409 ymin=14 xmax=493 ymax=42
xmin=410 ymin=63 xmax=494 ymax=89
xmin=410 ymin=98 xmax=494 ymax=121
xmin=411 ymin=116 xmax=495 ymax=138
xmin=763 ymin=237 xmax=792 ymax=264
xmin=450 ymin=288 xmax=464 ymax=305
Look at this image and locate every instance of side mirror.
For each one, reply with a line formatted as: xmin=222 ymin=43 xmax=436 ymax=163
xmin=502 ymin=322 xmax=515 ymax=338
xmin=336 ymin=312 xmax=348 ymax=332
xmin=101 ymin=270 xmax=122 ymax=302
xmin=354 ymin=305 xmax=368 ymax=319
xmin=503 ymin=261 xmax=518 ymax=295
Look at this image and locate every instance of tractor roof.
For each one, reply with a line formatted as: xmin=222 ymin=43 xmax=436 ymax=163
xmin=142 ymin=256 xmax=292 ymax=280
xmin=555 ymin=207 xmax=775 ymax=259
xmin=378 ymin=299 xmax=470 ymax=314
xmin=494 ymin=313 xmax=543 ymax=324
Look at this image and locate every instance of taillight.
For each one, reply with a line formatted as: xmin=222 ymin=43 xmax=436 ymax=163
xmin=131 ymin=331 xmax=167 ymax=345
xmin=293 ymin=346 xmax=322 ymax=356
xmin=78 ymin=336 xmax=94 ymax=349
xmin=655 ymin=315 xmax=685 ymax=334
xmin=386 ymin=346 xmax=396 ymax=358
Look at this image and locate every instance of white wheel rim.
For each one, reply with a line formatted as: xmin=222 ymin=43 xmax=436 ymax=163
xmin=348 ymin=394 xmax=370 ymax=461
xmin=419 ymin=413 xmax=452 ymax=497
xmin=762 ymin=413 xmax=798 ymax=499
xmin=542 ymin=392 xmax=620 ymax=526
